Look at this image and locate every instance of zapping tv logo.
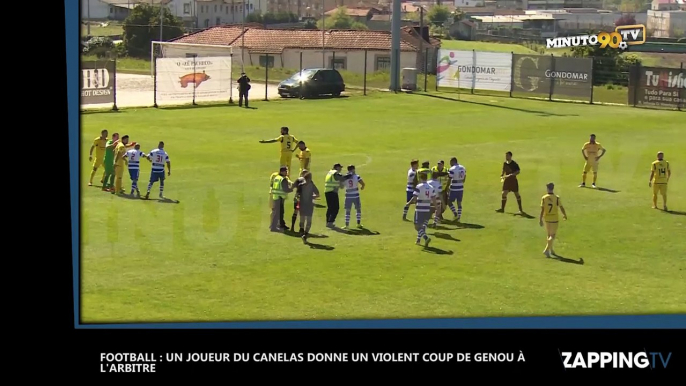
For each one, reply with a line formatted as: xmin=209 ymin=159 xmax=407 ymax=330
xmin=546 ymin=25 xmax=646 ymax=51
xmin=561 ymin=352 xmax=672 ymax=369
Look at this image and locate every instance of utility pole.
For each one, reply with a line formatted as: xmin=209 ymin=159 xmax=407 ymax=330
xmin=390 ymin=0 xmax=401 ymax=90
xmin=419 ymin=5 xmax=424 ymax=74
xmin=86 ymin=0 xmax=91 ymax=36
xmin=241 ymin=1 xmax=246 ymax=70
xmin=159 ymin=1 xmax=165 ymax=43
xmin=321 ymin=0 xmax=325 ymax=67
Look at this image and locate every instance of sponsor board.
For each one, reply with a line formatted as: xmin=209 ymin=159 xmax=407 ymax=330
xmin=437 ymin=50 xmax=512 ymax=92
xmin=156 ymin=56 xmax=232 ymax=102
xmin=629 ymin=66 xmax=685 ymax=109
xmin=512 ymin=54 xmax=593 ymax=100
xmin=81 ymin=61 xmax=115 ymax=105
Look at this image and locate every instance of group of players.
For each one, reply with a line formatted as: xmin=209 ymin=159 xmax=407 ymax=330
xmin=88 ymin=130 xmax=172 ymax=200
xmin=260 ymin=127 xmax=367 ymax=243
xmin=261 ymin=128 xmax=673 ymax=257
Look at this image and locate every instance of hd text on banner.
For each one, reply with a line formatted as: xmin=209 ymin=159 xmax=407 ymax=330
xmin=437 ymin=50 xmax=513 ymax=92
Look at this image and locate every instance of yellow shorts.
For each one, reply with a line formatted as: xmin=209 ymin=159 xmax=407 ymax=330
xmin=279 ymin=152 xmax=292 ymax=167
xmin=114 ymin=164 xmax=124 ymax=178
xmin=544 ymin=221 xmax=558 ymax=235
xmin=583 ymin=161 xmax=599 ymax=173
xmin=92 ymin=157 xmax=103 ymax=169
xmin=652 ymin=183 xmax=667 ymax=195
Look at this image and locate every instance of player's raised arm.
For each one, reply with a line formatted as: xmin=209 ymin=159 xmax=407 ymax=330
xmin=259 ymin=135 xmax=281 ymax=144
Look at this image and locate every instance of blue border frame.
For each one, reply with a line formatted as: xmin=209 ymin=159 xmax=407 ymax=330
xmin=67 ymin=1 xmax=684 ymax=330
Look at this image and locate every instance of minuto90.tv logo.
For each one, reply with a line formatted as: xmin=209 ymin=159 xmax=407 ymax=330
xmin=546 ymin=25 xmax=646 ymax=51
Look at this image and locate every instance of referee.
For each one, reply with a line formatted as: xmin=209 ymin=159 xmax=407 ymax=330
xmin=323 ymin=163 xmax=352 ymax=228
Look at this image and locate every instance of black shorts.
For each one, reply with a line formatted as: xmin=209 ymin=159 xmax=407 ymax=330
xmin=503 ymin=177 xmax=519 ymax=193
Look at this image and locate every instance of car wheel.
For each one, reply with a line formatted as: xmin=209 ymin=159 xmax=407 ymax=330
xmin=333 ymin=91 xmax=341 ymax=97
xmin=279 ymin=93 xmax=287 ymax=98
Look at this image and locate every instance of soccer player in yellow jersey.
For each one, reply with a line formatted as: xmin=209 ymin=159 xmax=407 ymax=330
xmin=649 ymin=151 xmax=671 ymax=211
xmin=88 ymin=129 xmax=108 ymax=186
xmin=113 ymin=135 xmax=131 ymax=195
xmin=259 ymin=126 xmax=298 ymax=177
xmin=539 ymin=183 xmax=567 ymax=258
xmin=296 ymin=141 xmax=311 ymax=176
xmin=579 ymin=134 xmax=606 ymax=188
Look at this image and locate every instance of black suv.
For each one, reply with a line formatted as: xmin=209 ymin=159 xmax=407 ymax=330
xmin=278 ymin=68 xmax=345 ymax=98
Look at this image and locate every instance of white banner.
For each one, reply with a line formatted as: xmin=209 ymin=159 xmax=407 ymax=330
xmin=437 ymin=50 xmax=513 ymax=92
xmin=155 ymin=56 xmax=232 ymax=103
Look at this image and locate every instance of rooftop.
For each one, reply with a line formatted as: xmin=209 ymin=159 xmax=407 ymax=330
xmin=171 ymin=25 xmax=436 ymax=53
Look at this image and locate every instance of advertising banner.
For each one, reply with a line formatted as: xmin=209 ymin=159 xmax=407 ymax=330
xmin=512 ymin=54 xmax=593 ymax=101
xmin=155 ymin=56 xmax=232 ymax=103
xmin=437 ymin=50 xmax=513 ymax=92
xmin=629 ymin=66 xmax=685 ymax=109
xmin=81 ymin=60 xmax=115 ymax=105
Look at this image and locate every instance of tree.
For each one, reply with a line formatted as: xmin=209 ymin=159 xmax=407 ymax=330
xmin=123 ymin=4 xmax=185 ymax=58
xmin=427 ymin=5 xmax=451 ymax=26
xmin=570 ymin=37 xmax=642 ymax=86
xmin=615 ymin=13 xmax=636 ymax=27
xmin=317 ymin=7 xmax=368 ymax=30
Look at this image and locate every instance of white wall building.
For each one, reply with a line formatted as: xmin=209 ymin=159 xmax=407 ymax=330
xmin=453 ymin=0 xmax=485 ymax=7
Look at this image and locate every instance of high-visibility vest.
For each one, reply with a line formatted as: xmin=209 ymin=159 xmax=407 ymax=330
xmin=269 ymin=172 xmax=279 ymax=193
xmin=324 ymin=170 xmax=339 ymax=192
xmin=431 ymin=166 xmax=450 ymax=190
xmin=272 ymin=175 xmax=287 ymax=200
xmin=417 ymin=167 xmax=432 ymax=180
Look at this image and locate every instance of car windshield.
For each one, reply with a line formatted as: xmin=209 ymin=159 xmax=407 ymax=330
xmin=288 ymin=70 xmax=317 ymax=81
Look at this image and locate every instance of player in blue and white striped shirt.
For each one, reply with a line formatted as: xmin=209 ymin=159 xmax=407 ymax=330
xmin=402 ymin=159 xmax=419 ymax=221
xmin=406 ymin=171 xmax=437 ymax=247
xmin=124 ymin=144 xmax=146 ymax=197
xmin=343 ymin=164 xmax=365 ymax=230
xmin=144 ymin=141 xmax=171 ymax=200
xmin=448 ymin=157 xmax=467 ymax=221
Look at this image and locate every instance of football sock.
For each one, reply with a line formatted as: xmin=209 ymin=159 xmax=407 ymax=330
xmin=582 ymin=172 xmax=587 ymax=184
xmin=457 ymin=204 xmax=463 ymax=218
xmin=147 ymin=182 xmax=153 ymax=193
xmin=448 ymin=202 xmax=457 ymax=215
xmin=102 ymin=170 xmax=106 ymax=183
xmin=356 ymin=211 xmax=361 ymax=224
xmin=345 ymin=210 xmax=351 ymax=226
xmin=291 ymin=212 xmax=298 ymax=230
xmin=403 ymin=205 xmax=409 ymax=217
xmin=114 ymin=177 xmax=122 ymax=193
xmin=653 ymin=194 xmax=658 ymax=207
xmin=592 ymin=173 xmax=597 ymax=184
xmin=501 ymin=198 xmax=507 ymax=210
xmin=108 ymin=173 xmax=115 ymax=188
xmin=159 ymin=180 xmax=164 ymax=196
xmin=662 ymin=194 xmax=667 ymax=208
xmin=517 ymin=198 xmax=523 ymax=211
xmin=304 ymin=217 xmax=312 ymax=233
xmin=90 ymin=169 xmax=97 ymax=183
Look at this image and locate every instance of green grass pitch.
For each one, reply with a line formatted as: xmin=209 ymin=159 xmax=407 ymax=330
xmin=80 ymin=92 xmax=686 ymax=323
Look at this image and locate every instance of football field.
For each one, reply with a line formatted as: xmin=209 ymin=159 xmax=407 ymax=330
xmin=80 ymin=92 xmax=686 ymax=323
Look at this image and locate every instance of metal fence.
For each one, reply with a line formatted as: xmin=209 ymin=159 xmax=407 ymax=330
xmin=80 ymin=49 xmax=684 ymax=111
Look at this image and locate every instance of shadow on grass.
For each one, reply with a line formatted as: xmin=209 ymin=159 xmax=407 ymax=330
xmin=301 ymin=95 xmax=350 ymax=100
xmin=422 ymin=245 xmax=454 ymax=255
xmin=432 ymin=232 xmax=460 ymax=242
xmin=156 ymin=103 xmax=236 ymax=111
xmin=314 ymin=203 xmax=326 ymax=208
xmin=594 ymin=187 xmax=620 ymax=193
xmin=552 ymin=253 xmax=584 ymax=265
xmin=443 ymin=220 xmax=485 ymax=229
xmin=513 ymin=212 xmax=535 ymax=219
xmin=331 ymin=227 xmax=380 ymax=236
xmin=412 ymin=93 xmax=578 ymax=117
xmin=306 ymin=242 xmax=335 ymax=251
xmin=664 ymin=209 xmax=685 ymax=216
xmin=283 ymin=231 xmax=329 ymax=239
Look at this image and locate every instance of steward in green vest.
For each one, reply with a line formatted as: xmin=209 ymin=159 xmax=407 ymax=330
xmin=270 ymin=166 xmax=293 ymax=232
xmin=417 ymin=160 xmax=432 ymax=181
xmin=323 ymin=163 xmax=352 ymax=228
